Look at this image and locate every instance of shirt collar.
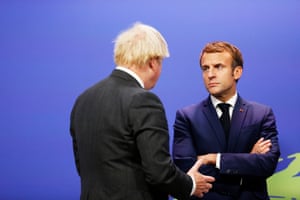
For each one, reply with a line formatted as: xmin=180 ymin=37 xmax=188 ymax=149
xmin=210 ymin=92 xmax=238 ymax=109
xmin=116 ymin=66 xmax=144 ymax=88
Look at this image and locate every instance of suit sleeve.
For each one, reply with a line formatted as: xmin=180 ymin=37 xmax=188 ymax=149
xmin=129 ymin=91 xmax=193 ymax=200
xmin=220 ymin=107 xmax=280 ymax=178
xmin=172 ymin=109 xmax=197 ymax=173
xmin=70 ymin=101 xmax=81 ymax=175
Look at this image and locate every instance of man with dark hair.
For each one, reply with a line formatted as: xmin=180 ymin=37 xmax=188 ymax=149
xmin=173 ymin=41 xmax=280 ymax=199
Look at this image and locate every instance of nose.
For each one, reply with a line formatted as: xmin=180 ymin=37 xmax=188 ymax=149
xmin=206 ymin=68 xmax=216 ymax=78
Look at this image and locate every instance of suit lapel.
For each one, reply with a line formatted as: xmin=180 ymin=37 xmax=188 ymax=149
xmin=202 ymin=97 xmax=227 ymax=150
xmin=227 ymin=96 xmax=248 ymax=151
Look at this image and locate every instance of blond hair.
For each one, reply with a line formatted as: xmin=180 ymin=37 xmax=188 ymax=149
xmin=113 ymin=22 xmax=169 ymax=68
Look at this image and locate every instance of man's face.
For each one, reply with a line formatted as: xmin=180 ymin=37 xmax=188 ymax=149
xmin=200 ymin=52 xmax=242 ymax=102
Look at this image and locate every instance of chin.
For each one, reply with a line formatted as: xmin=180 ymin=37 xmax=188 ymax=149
xmin=208 ymin=89 xmax=220 ymax=95
xmin=147 ymin=85 xmax=155 ymax=90
xmin=210 ymin=92 xmax=223 ymax=99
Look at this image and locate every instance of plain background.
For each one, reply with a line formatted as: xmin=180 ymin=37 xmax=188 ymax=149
xmin=1 ymin=0 xmax=299 ymax=199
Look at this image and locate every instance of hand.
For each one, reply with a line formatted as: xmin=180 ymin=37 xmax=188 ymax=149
xmin=197 ymin=153 xmax=217 ymax=165
xmin=250 ymin=137 xmax=272 ymax=154
xmin=187 ymin=159 xmax=215 ymax=198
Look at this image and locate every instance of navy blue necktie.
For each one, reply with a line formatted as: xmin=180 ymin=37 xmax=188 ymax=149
xmin=218 ymin=103 xmax=231 ymax=141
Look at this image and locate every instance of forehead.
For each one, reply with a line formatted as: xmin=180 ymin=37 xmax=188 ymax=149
xmin=201 ymin=52 xmax=232 ymax=66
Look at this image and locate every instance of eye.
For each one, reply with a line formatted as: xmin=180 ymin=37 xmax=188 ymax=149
xmin=201 ymin=66 xmax=209 ymax=72
xmin=216 ymin=64 xmax=224 ymax=70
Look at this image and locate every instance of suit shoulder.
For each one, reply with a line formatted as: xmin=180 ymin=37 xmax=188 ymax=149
xmin=131 ymin=90 xmax=163 ymax=106
xmin=177 ymin=100 xmax=207 ymax=114
xmin=242 ymin=99 xmax=274 ymax=116
xmin=245 ymin=100 xmax=272 ymax=110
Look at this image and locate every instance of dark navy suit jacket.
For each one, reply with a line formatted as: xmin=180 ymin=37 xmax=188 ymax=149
xmin=173 ymin=95 xmax=280 ymax=200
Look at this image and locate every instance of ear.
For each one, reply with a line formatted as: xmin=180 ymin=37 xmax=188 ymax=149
xmin=148 ymin=58 xmax=156 ymax=70
xmin=233 ymin=66 xmax=243 ymax=80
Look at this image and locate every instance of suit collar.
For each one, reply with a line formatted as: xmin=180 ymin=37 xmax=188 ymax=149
xmin=210 ymin=93 xmax=238 ymax=119
xmin=203 ymin=97 xmax=227 ymax=150
xmin=203 ymin=95 xmax=249 ymax=152
xmin=210 ymin=93 xmax=238 ymax=109
xmin=115 ymin=66 xmax=144 ymax=88
xmin=111 ymin=69 xmax=142 ymax=88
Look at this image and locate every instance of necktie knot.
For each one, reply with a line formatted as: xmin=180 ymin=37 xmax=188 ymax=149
xmin=218 ymin=103 xmax=230 ymax=113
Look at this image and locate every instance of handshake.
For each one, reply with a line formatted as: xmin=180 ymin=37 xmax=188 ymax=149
xmin=186 ymin=159 xmax=215 ymax=198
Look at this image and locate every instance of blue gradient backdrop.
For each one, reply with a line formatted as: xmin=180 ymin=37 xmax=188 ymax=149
xmin=1 ymin=0 xmax=299 ymax=199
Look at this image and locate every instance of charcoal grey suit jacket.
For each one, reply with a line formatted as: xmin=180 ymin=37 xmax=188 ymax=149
xmin=70 ymin=69 xmax=193 ymax=200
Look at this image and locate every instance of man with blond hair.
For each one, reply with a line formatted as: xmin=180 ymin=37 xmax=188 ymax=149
xmin=70 ymin=22 xmax=215 ymax=200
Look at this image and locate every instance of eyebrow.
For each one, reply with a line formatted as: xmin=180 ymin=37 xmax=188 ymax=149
xmin=201 ymin=63 xmax=223 ymax=68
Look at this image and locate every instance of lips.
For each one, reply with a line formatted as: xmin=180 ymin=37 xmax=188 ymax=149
xmin=208 ymin=82 xmax=219 ymax=87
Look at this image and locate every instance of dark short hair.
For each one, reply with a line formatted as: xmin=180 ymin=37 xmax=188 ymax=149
xmin=199 ymin=41 xmax=243 ymax=69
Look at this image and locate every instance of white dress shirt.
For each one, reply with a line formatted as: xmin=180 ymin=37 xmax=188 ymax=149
xmin=210 ymin=93 xmax=238 ymax=169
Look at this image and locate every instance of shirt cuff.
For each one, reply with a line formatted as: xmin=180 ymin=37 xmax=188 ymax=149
xmin=190 ymin=175 xmax=196 ymax=195
xmin=216 ymin=153 xmax=221 ymax=169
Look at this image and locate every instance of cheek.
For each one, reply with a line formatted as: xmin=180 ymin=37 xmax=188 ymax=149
xmin=152 ymin=68 xmax=161 ymax=83
xmin=202 ymin=73 xmax=208 ymax=82
xmin=156 ymin=66 xmax=162 ymax=79
xmin=222 ymin=74 xmax=236 ymax=88
xmin=157 ymin=69 xmax=162 ymax=77
xmin=223 ymin=70 xmax=234 ymax=80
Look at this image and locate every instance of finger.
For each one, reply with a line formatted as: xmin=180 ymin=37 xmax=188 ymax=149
xmin=261 ymin=139 xmax=271 ymax=145
xmin=256 ymin=137 xmax=264 ymax=144
xmin=203 ymin=175 xmax=215 ymax=183
xmin=261 ymin=141 xmax=272 ymax=149
xmin=190 ymin=159 xmax=203 ymax=172
xmin=261 ymin=148 xmax=269 ymax=154
xmin=263 ymin=142 xmax=272 ymax=148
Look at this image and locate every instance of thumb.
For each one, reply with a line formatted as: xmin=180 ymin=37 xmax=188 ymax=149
xmin=190 ymin=159 xmax=203 ymax=172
